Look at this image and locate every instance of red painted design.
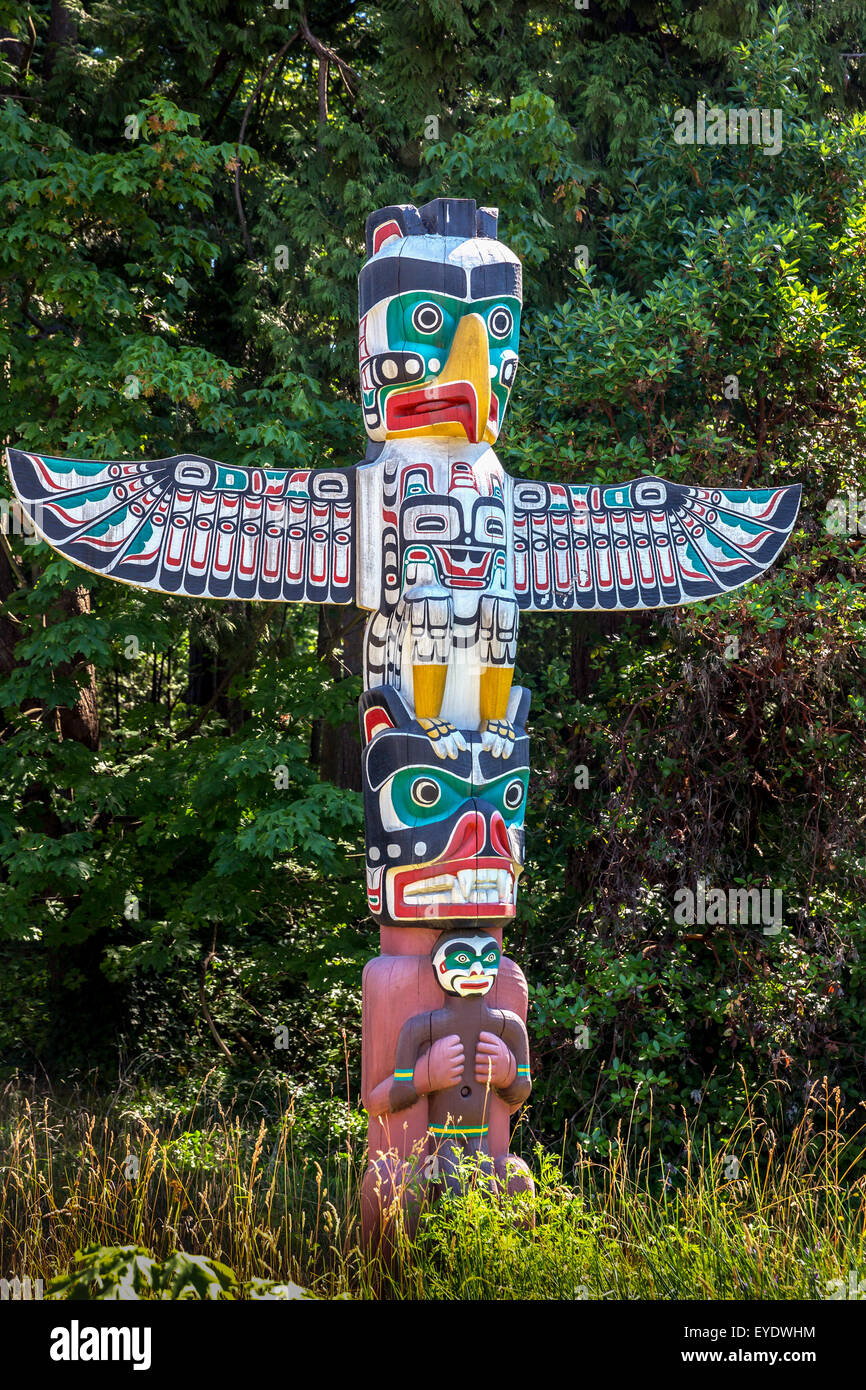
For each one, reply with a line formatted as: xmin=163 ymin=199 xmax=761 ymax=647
xmin=373 ymin=220 xmax=403 ymax=253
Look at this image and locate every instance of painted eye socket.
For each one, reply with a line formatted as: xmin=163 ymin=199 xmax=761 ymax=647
xmin=413 ymin=514 xmax=448 ymax=533
xmin=504 ymin=779 xmax=524 ymax=810
xmin=411 ymin=777 xmax=441 ymax=808
xmin=483 ymin=951 xmax=498 ymax=963
xmin=412 ymin=302 xmax=444 ymax=334
xmin=488 ymin=306 xmax=513 ymax=339
xmin=454 ymin=953 xmax=470 ymax=965
xmin=500 ymin=356 xmax=517 ymax=387
xmin=485 ymin=516 xmax=505 ymax=539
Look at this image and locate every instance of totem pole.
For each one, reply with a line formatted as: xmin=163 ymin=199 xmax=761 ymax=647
xmin=5 ymin=197 xmax=800 ymax=1241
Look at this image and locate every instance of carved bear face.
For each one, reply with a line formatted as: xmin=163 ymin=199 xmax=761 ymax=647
xmin=359 ymin=685 xmax=530 ymax=927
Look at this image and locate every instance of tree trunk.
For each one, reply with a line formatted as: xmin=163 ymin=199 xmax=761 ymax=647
xmin=54 ymin=585 xmax=100 ymax=748
xmin=42 ymin=0 xmax=78 ymax=81
xmin=312 ymin=604 xmax=363 ymax=791
xmin=186 ymin=640 xmax=222 ymax=707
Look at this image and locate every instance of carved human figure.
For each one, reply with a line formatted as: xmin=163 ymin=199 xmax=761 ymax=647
xmin=367 ymin=928 xmax=531 ymax=1198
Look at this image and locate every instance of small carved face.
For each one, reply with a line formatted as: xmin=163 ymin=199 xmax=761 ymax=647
xmin=398 ymin=465 xmax=508 ymax=595
xmin=432 ymin=931 xmax=501 ymax=997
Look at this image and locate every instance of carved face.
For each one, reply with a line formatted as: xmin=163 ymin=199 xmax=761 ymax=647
xmin=391 ymin=458 xmax=510 ymax=607
xmin=432 ymin=930 xmax=501 ymax=997
xmin=360 ymin=686 xmax=530 ymax=927
xmin=358 ymin=201 xmax=522 ymax=445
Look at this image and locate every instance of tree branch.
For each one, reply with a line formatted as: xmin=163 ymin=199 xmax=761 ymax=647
xmin=299 ymin=11 xmax=358 ymax=92
xmin=234 ymin=36 xmax=298 ymax=257
xmin=200 ymin=926 xmax=233 ymax=1062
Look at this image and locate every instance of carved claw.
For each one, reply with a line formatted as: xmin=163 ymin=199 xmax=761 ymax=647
xmin=480 ymin=717 xmax=517 ymax=759
xmin=418 ymin=716 xmax=469 ymax=760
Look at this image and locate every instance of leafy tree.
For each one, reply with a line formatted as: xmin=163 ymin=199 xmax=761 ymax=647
xmin=0 ymin=1 xmax=864 ymax=1165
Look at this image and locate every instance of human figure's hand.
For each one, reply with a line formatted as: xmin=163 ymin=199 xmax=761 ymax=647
xmin=475 ymin=1031 xmax=516 ymax=1088
xmin=416 ymin=1035 xmax=464 ymax=1092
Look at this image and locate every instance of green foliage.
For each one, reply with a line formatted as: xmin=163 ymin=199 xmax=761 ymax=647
xmin=46 ymin=1241 xmax=320 ymax=1299
xmin=0 ymin=1 xmax=865 ymax=1173
xmin=48 ymin=1245 xmax=241 ymax=1300
xmin=19 ymin=1084 xmax=864 ymax=1300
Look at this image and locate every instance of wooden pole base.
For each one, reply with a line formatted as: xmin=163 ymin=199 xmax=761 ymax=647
xmin=360 ymin=927 xmax=533 ymax=1247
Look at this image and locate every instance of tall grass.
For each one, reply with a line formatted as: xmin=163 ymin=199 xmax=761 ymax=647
xmin=0 ymin=1071 xmax=863 ymax=1299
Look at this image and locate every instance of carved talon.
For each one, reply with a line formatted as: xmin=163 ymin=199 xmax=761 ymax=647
xmin=418 ymin=716 xmax=469 ymax=760
xmin=480 ymin=717 xmax=516 ymax=759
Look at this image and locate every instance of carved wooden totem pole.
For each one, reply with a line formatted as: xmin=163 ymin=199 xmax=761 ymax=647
xmin=6 ymin=197 xmax=800 ymax=1241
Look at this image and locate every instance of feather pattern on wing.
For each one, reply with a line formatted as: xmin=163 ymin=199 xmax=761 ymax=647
xmin=5 ymin=450 xmax=356 ymax=603
xmin=512 ymin=475 xmax=801 ymax=611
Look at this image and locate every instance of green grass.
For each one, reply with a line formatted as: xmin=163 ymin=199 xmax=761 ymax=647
xmin=0 ymin=1072 xmax=863 ymax=1299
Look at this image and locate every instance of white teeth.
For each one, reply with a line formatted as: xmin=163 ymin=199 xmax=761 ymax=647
xmin=405 ymin=867 xmax=514 ymax=905
xmin=404 ymin=875 xmax=453 ymax=898
xmin=457 ymin=870 xmax=475 ymax=902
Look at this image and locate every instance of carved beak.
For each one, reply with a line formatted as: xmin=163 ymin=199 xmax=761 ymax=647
xmin=436 ymin=312 xmax=491 ymax=443
xmin=384 ymin=312 xmax=492 ymax=443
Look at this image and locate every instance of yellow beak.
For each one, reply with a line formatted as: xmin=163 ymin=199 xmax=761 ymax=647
xmin=383 ymin=311 xmax=493 ymax=443
xmin=437 ymin=312 xmax=492 ymax=442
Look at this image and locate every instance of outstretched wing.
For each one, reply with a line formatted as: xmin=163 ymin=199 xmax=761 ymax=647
xmin=5 ymin=449 xmax=356 ymax=603
xmin=512 ymin=475 xmax=800 ymax=612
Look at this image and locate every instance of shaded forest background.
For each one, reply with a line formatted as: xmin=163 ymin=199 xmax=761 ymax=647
xmin=1 ymin=0 xmax=865 ymax=1165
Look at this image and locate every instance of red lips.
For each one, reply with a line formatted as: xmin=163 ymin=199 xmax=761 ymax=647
xmin=432 ymin=547 xmax=495 ymax=588
xmin=385 ymin=384 xmax=480 ymax=441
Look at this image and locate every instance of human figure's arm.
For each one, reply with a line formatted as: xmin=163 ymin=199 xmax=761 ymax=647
xmin=366 ymin=1015 xmax=465 ymax=1117
xmin=474 ymin=1012 xmax=531 ymax=1108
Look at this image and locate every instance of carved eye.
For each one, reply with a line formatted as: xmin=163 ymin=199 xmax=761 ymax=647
xmin=411 ymin=777 xmax=441 ymax=807
xmin=488 ymin=306 xmax=513 ymax=339
xmin=483 ymin=951 xmax=498 ymax=963
xmin=454 ymin=953 xmax=470 ymax=965
xmin=633 ymin=478 xmax=668 ymax=508
xmin=485 ymin=516 xmax=505 ymax=539
xmin=504 ymin=779 xmax=524 ymax=810
xmin=412 ymin=302 xmax=443 ymax=334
